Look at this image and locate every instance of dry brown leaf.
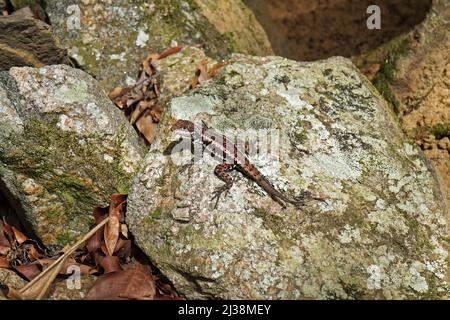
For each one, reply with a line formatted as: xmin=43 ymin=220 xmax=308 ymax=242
xmin=209 ymin=62 xmax=223 ymax=77
xmin=158 ymin=45 xmax=187 ymax=60
xmin=11 ymin=226 xmax=27 ymax=244
xmin=1 ymin=219 xmax=14 ymax=244
xmin=136 ymin=113 xmax=158 ymax=145
xmin=108 ymin=87 xmax=127 ymax=101
xmin=36 ymin=258 xmax=94 ymax=276
xmin=0 ymin=257 xmax=9 ymax=268
xmin=86 ymin=262 xmax=156 ymax=300
xmin=8 ymin=218 xmax=109 ymax=300
xmin=14 ymin=264 xmax=42 ymax=281
xmin=129 ymin=101 xmax=152 ymax=125
xmin=149 ymin=103 xmax=162 ymax=123
xmin=0 ymin=245 xmax=10 ymax=255
xmin=120 ymin=224 xmax=128 ymax=239
xmin=114 ymin=239 xmax=132 ymax=260
xmin=98 ymin=255 xmax=122 ymax=274
xmin=86 ymin=228 xmax=103 ymax=253
xmin=104 ymin=195 xmax=126 ymax=256
xmin=26 ymin=245 xmax=41 ymax=260
xmin=0 ymin=223 xmax=11 ymax=248
xmin=197 ymin=59 xmax=210 ymax=83
xmin=63 ymin=259 xmax=95 ymax=276
xmin=142 ymin=53 xmax=160 ymax=75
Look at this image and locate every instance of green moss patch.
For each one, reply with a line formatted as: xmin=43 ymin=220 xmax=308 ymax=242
xmin=372 ymin=38 xmax=411 ymax=113
xmin=0 ymin=117 xmax=134 ymax=244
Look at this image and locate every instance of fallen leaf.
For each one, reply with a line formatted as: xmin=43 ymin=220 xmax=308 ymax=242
xmin=135 ymin=113 xmax=158 ymax=145
xmin=0 ymin=223 xmax=11 ymax=247
xmin=0 ymin=245 xmax=10 ymax=255
xmin=114 ymin=239 xmax=132 ymax=260
xmin=0 ymin=257 xmax=9 ymax=268
xmin=1 ymin=219 xmax=15 ymax=244
xmin=129 ymin=100 xmax=153 ymax=125
xmin=12 ymin=227 xmax=28 ymax=244
xmin=86 ymin=262 xmax=156 ymax=300
xmin=120 ymin=224 xmax=128 ymax=239
xmin=26 ymin=245 xmax=42 ymax=260
xmin=197 ymin=59 xmax=210 ymax=83
xmin=93 ymin=206 xmax=109 ymax=224
xmin=209 ymin=62 xmax=223 ymax=77
xmin=142 ymin=53 xmax=160 ymax=75
xmin=8 ymin=218 xmax=109 ymax=300
xmin=86 ymin=227 xmax=103 ymax=253
xmin=157 ymin=45 xmax=186 ymax=60
xmin=14 ymin=264 xmax=42 ymax=281
xmin=104 ymin=195 xmax=126 ymax=256
xmin=98 ymin=255 xmax=122 ymax=274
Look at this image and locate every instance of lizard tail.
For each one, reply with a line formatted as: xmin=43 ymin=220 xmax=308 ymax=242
xmin=255 ymin=177 xmax=306 ymax=209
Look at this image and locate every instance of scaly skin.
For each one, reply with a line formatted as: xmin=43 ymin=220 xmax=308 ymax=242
xmin=170 ymin=119 xmax=309 ymax=209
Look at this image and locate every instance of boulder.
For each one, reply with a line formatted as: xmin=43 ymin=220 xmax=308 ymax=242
xmin=45 ymin=0 xmax=273 ymax=91
xmin=354 ymin=0 xmax=450 ymax=218
xmin=0 ymin=16 xmax=70 ymax=70
xmin=0 ymin=65 xmax=145 ymax=246
xmin=127 ymin=55 xmax=449 ymax=299
xmin=153 ymin=46 xmax=217 ymax=104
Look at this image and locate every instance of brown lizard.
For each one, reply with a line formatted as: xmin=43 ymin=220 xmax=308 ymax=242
xmin=170 ymin=119 xmax=317 ymax=209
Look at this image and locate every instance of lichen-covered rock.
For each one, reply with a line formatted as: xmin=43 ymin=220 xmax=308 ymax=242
xmin=45 ymin=0 xmax=273 ymax=91
xmin=0 ymin=65 xmax=145 ymax=246
xmin=127 ymin=55 xmax=449 ymax=299
xmin=153 ymin=46 xmax=217 ymax=104
xmin=0 ymin=16 xmax=70 ymax=70
xmin=354 ymin=0 xmax=450 ymax=221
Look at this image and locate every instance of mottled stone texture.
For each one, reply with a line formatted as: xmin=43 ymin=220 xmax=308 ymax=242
xmin=354 ymin=0 xmax=450 ymax=225
xmin=0 ymin=65 xmax=145 ymax=246
xmin=153 ymin=47 xmax=217 ymax=104
xmin=45 ymin=0 xmax=273 ymax=91
xmin=0 ymin=16 xmax=70 ymax=70
xmin=127 ymin=55 xmax=449 ymax=299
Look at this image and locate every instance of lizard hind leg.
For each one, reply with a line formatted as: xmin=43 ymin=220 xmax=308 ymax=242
xmin=211 ymin=163 xmax=235 ymax=209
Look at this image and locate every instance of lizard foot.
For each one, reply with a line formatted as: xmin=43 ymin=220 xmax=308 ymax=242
xmin=290 ymin=190 xmax=311 ymax=209
xmin=211 ymin=185 xmax=229 ymax=209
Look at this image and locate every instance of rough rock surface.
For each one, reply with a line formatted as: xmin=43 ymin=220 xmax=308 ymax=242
xmin=355 ymin=0 xmax=450 ymax=219
xmin=154 ymin=46 xmax=217 ymax=104
xmin=0 ymin=16 xmax=70 ymax=70
xmin=0 ymin=65 xmax=145 ymax=246
xmin=127 ymin=55 xmax=449 ymax=299
xmin=45 ymin=0 xmax=273 ymax=91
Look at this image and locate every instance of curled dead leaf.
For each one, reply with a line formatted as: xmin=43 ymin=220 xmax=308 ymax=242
xmin=12 ymin=227 xmax=28 ymax=244
xmin=86 ymin=262 xmax=156 ymax=300
xmin=98 ymin=255 xmax=122 ymax=274
xmin=104 ymin=195 xmax=127 ymax=256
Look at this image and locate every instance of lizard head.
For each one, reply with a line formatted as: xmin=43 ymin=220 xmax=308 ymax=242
xmin=170 ymin=119 xmax=195 ymax=133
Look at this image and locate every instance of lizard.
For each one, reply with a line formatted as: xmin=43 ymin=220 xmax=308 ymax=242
xmin=170 ymin=119 xmax=317 ymax=209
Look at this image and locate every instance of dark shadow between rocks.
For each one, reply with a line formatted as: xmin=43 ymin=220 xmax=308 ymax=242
xmin=244 ymin=0 xmax=432 ymax=61
xmin=0 ymin=179 xmax=43 ymax=247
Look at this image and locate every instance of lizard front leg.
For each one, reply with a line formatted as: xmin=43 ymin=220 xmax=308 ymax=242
xmin=211 ymin=163 xmax=235 ymax=209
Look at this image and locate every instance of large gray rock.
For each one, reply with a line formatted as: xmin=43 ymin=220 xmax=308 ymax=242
xmin=0 ymin=65 xmax=145 ymax=246
xmin=45 ymin=0 xmax=273 ymax=91
xmin=127 ymin=55 xmax=449 ymax=299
